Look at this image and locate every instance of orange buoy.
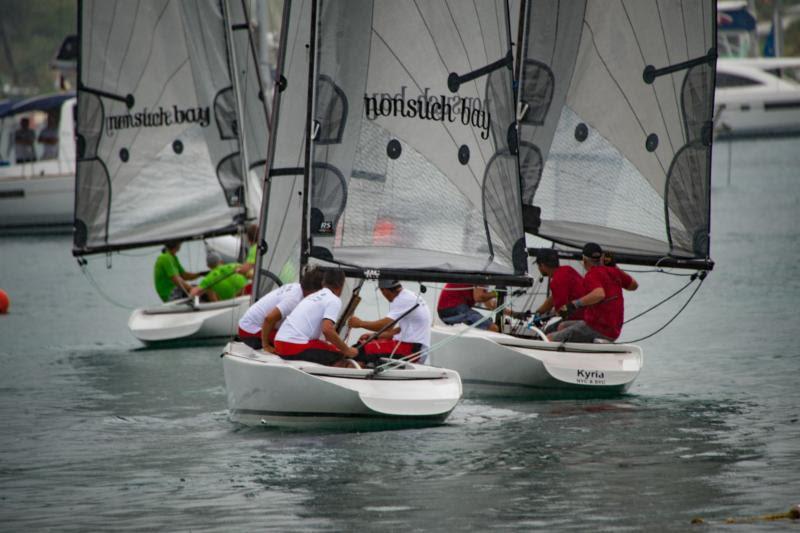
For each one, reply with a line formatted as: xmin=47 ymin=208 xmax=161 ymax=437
xmin=0 ymin=289 xmax=9 ymax=314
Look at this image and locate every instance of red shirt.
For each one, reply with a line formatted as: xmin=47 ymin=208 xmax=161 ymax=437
xmin=437 ymin=283 xmax=476 ymax=310
xmin=582 ymin=266 xmax=635 ymax=340
xmin=550 ymin=265 xmax=585 ymax=321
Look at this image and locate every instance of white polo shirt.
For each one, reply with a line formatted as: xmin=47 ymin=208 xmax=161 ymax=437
xmin=238 ymin=283 xmax=303 ymax=334
xmin=275 ymin=288 xmax=342 ymax=344
xmin=388 ymin=289 xmax=431 ymax=349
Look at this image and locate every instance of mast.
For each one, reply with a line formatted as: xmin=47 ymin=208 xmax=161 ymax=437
xmin=300 ymin=0 xmax=318 ymax=271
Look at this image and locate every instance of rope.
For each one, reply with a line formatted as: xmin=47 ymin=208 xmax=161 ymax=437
xmin=623 ymin=272 xmax=703 ymax=325
xmin=79 ymin=262 xmax=137 ymax=311
xmin=616 ymin=275 xmax=705 ymax=344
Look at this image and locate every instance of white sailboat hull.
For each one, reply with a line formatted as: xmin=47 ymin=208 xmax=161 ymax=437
xmin=222 ymin=341 xmax=462 ymax=428
xmin=128 ymin=296 xmax=249 ymax=344
xmin=428 ymin=325 xmax=642 ymax=397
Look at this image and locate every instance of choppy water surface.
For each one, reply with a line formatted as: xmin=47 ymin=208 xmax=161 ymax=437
xmin=1 ymin=138 xmax=799 ymax=531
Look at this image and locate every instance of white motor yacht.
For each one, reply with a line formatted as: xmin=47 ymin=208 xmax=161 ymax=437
xmin=0 ymin=93 xmax=76 ymax=229
xmin=715 ymin=58 xmax=800 ymax=138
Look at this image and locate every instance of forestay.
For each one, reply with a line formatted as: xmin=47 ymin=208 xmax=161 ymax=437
xmin=517 ymin=0 xmax=716 ymax=266
xmin=305 ymin=0 xmax=528 ymax=280
xmin=252 ymin=0 xmax=311 ymax=299
xmin=74 ymin=0 xmax=246 ymax=255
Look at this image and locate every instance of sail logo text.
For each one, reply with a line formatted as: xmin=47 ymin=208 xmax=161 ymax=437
xmin=576 ymin=369 xmax=605 ymax=384
xmin=364 ymin=86 xmax=491 ymax=140
xmin=105 ymin=105 xmax=211 ymax=136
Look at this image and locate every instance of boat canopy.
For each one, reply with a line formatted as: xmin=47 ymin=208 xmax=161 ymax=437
xmin=304 ymin=0 xmax=528 ymax=283
xmin=73 ymin=0 xmax=248 ymax=255
xmin=517 ymin=0 xmax=716 ymax=269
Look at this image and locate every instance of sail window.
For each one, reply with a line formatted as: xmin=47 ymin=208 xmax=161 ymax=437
xmin=519 ymin=59 xmax=555 ymax=126
xmin=214 ymin=87 xmax=238 ymax=140
xmin=314 ymin=75 xmax=347 ymax=144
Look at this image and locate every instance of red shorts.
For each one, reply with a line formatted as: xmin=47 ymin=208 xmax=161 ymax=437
xmin=360 ymin=339 xmax=420 ymax=363
xmin=237 ymin=327 xmax=277 ymax=343
xmin=243 ymin=283 xmax=253 ymax=295
xmin=274 ymin=339 xmax=340 ymax=357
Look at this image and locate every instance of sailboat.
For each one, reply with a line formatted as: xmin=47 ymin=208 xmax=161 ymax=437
xmin=222 ymin=0 xmax=533 ymax=426
xmin=73 ymin=0 xmax=269 ymax=344
xmin=428 ymin=0 xmax=717 ymax=396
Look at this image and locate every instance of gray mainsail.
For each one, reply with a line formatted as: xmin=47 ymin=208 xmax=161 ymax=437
xmin=74 ymin=0 xmax=246 ymax=255
xmin=517 ymin=0 xmax=716 ymax=268
xmin=303 ymin=0 xmax=528 ymax=282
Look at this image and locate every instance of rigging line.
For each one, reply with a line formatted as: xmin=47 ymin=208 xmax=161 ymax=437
xmin=655 ymin=0 xmax=686 ymax=147
xmin=581 ymin=20 xmax=668 ymax=177
xmin=413 ymin=1 xmax=490 ymax=169
xmin=128 ymin=1 xmax=172 ymax=99
xmin=700 ymin=0 xmax=708 ymax=50
xmin=550 ymin=1 xmax=561 ymax=66
xmin=80 ymin=263 xmax=137 ymax=310
xmin=623 ymin=274 xmax=696 ymax=324
xmin=471 ymin=0 xmax=490 ymax=67
xmin=617 ymin=275 xmax=704 ymax=343
xmin=113 ymin=0 xmax=143 ymax=91
xmin=620 ymin=0 xmax=677 ymax=157
xmin=370 ymin=30 xmax=483 ymax=189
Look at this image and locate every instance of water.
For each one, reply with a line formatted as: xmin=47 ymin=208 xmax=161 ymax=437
xmin=1 ymin=137 xmax=799 ymax=531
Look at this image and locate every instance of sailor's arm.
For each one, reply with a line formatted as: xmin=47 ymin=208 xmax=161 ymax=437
xmin=321 ymin=319 xmax=358 ymax=357
xmin=536 ymin=295 xmax=554 ymax=315
xmin=348 ymin=315 xmax=392 ymax=332
xmin=260 ymin=308 xmax=283 ymax=351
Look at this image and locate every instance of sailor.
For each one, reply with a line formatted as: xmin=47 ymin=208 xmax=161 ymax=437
xmin=153 ymin=240 xmax=202 ymax=302
xmin=273 ymin=270 xmax=359 ymax=365
xmin=236 ymin=267 xmax=323 ymax=351
xmin=37 ymin=112 xmax=59 ymax=160
xmin=549 ymin=243 xmax=638 ymax=343
xmin=190 ymin=251 xmax=248 ymax=302
xmin=348 ymin=279 xmax=432 ymax=365
xmin=436 ymin=283 xmax=500 ymax=332
xmin=532 ymin=248 xmax=586 ymax=330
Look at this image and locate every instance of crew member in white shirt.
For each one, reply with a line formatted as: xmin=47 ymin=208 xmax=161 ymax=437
xmin=348 ymin=279 xmax=431 ymax=365
xmin=274 ymin=270 xmax=358 ymax=365
xmin=236 ymin=267 xmax=322 ymax=350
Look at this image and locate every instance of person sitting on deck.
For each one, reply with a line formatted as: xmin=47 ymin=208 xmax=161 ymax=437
xmin=437 ymin=283 xmax=500 ymax=332
xmin=190 ymin=252 xmax=248 ymax=302
xmin=532 ymin=248 xmax=586 ymax=332
xmin=153 ymin=240 xmax=202 ymax=302
xmin=347 ymin=279 xmax=432 ymax=366
xmin=273 ymin=270 xmax=359 ymax=365
xmin=549 ymin=243 xmax=638 ymax=344
xmin=236 ymin=267 xmax=323 ymax=351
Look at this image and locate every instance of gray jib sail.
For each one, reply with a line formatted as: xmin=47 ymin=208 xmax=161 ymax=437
xmin=223 ymin=0 xmax=273 ymax=220
xmin=518 ymin=0 xmax=715 ymax=265
xmin=74 ymin=0 xmax=246 ymax=255
xmin=308 ymin=0 xmax=527 ymax=278
xmin=253 ymin=0 xmax=310 ymax=298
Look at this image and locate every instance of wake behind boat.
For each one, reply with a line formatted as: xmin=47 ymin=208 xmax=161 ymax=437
xmin=222 ymin=341 xmax=461 ymax=428
xmin=129 ymin=295 xmax=248 ymax=345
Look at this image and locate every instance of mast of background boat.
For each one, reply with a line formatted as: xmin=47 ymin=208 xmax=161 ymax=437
xmin=299 ymin=0 xmax=318 ymax=271
xmin=250 ymin=0 xmax=293 ymax=301
xmin=221 ymin=0 xmax=249 ymax=259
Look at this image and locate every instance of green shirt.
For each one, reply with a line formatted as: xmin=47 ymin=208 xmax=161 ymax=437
xmin=199 ymin=263 xmax=248 ymax=301
xmin=246 ymin=244 xmax=257 ymax=265
xmin=154 ymin=251 xmax=186 ymax=302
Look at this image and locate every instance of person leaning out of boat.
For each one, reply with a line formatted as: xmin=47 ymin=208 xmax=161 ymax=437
xmin=236 ymin=267 xmax=323 ymax=351
xmin=273 ymin=270 xmax=358 ymax=365
xmin=153 ymin=240 xmax=202 ymax=302
xmin=190 ymin=251 xmax=248 ymax=302
xmin=437 ymin=283 xmax=500 ymax=332
xmin=531 ymin=248 xmax=586 ymax=332
xmin=347 ymin=279 xmax=432 ymax=366
xmin=548 ymin=243 xmax=638 ymax=343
